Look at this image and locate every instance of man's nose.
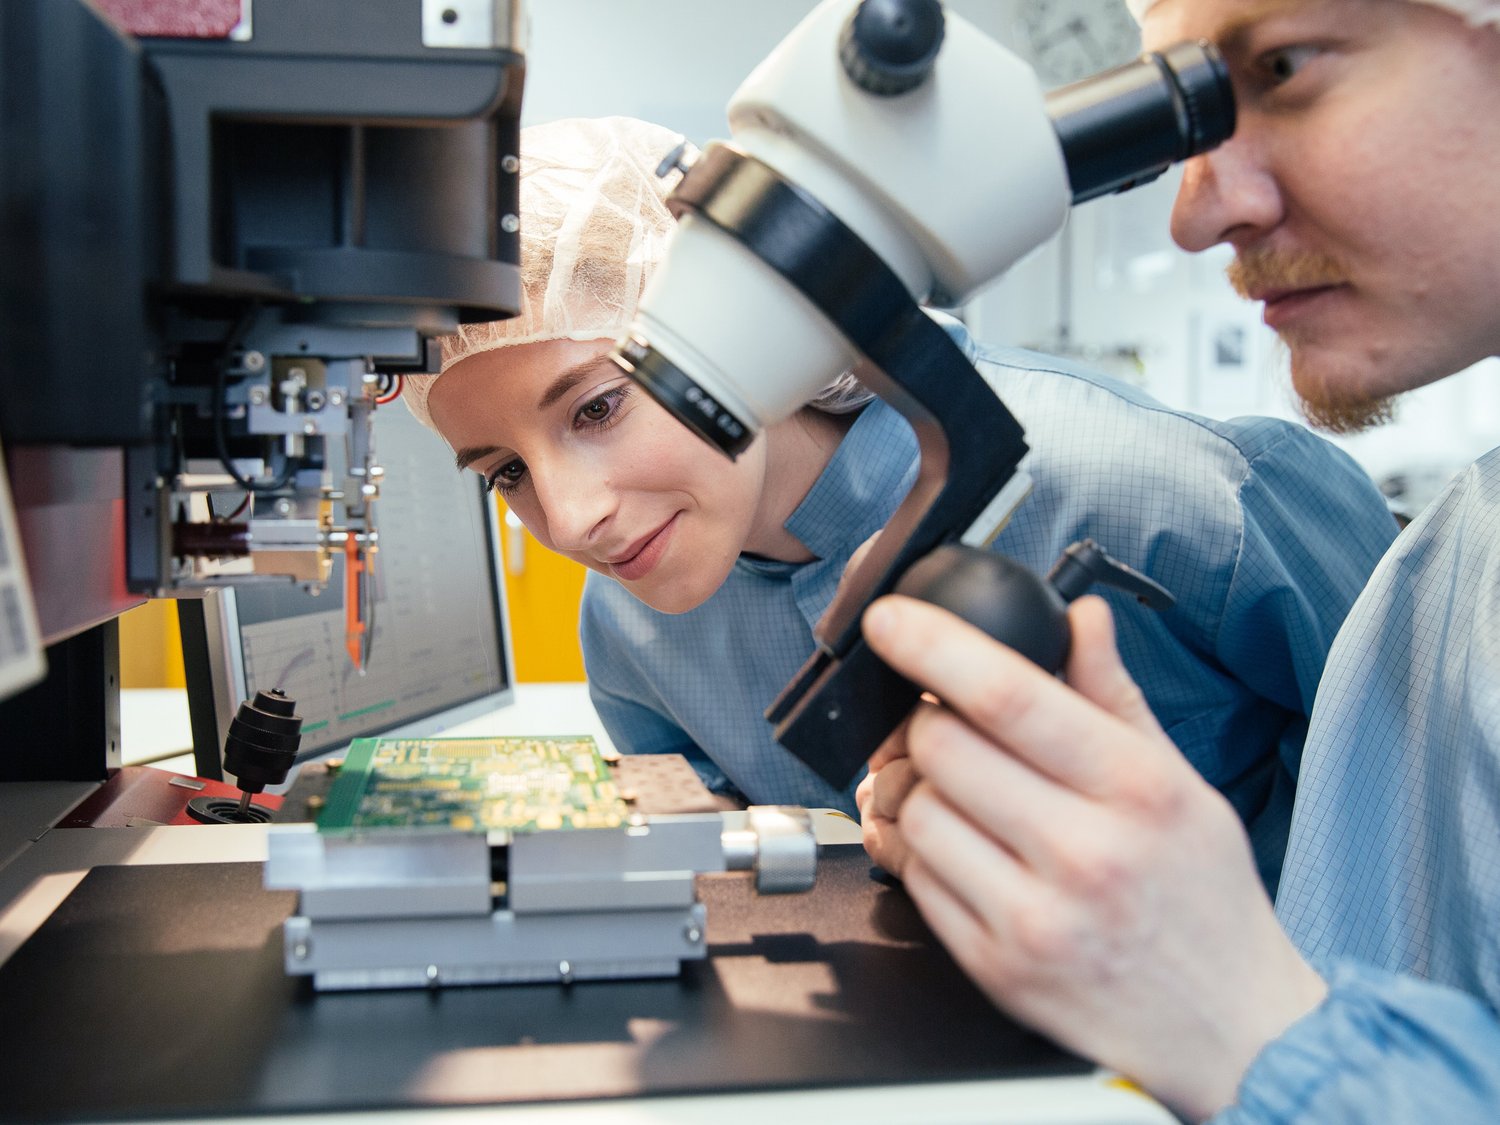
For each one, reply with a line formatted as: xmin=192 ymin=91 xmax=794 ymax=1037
xmin=1169 ymin=137 xmax=1283 ymax=253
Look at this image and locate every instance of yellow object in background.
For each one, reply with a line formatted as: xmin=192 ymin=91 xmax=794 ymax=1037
xmin=114 ymin=497 xmax=587 ymax=687
xmin=119 ymin=599 xmax=186 ymax=689
xmin=496 ymin=497 xmax=588 ymax=682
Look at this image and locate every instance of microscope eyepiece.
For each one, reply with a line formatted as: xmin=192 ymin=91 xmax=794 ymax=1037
xmin=612 ymin=332 xmax=753 ymax=459
xmin=1045 ymin=40 xmax=1236 ymax=204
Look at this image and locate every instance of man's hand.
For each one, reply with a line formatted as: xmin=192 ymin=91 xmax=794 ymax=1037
xmin=856 ymin=729 xmax=920 ymax=876
xmin=859 ymin=593 xmax=1329 ymax=1121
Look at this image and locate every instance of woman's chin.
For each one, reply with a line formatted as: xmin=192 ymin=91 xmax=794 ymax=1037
xmin=634 ymin=586 xmax=712 ymax=615
xmin=625 ymin=567 xmax=728 ymax=615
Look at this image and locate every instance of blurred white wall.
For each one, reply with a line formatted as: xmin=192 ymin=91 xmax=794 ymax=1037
xmin=521 ymin=0 xmax=1497 ymax=517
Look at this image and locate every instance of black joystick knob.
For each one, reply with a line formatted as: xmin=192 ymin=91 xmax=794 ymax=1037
xmin=839 ymin=0 xmax=946 ymax=96
xmin=223 ymin=688 xmax=303 ymax=793
xmin=188 ymin=688 xmax=303 ymax=826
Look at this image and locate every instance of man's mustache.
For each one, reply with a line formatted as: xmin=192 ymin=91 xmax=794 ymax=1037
xmin=1227 ymin=247 xmax=1346 ymax=300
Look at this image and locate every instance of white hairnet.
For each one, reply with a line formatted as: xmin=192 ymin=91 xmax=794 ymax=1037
xmin=1125 ymin=0 xmax=1500 ymax=24
xmin=402 ymin=116 xmax=689 ymax=431
xmin=402 ymin=115 xmax=874 ymax=434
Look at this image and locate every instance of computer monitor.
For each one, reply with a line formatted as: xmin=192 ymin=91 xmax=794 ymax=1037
xmin=181 ymin=402 xmax=515 ymax=780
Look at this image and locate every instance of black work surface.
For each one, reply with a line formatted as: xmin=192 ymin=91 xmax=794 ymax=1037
xmin=0 ymin=845 xmax=1086 ymax=1122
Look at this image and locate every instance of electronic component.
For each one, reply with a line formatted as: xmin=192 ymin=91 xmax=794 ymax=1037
xmin=0 ymin=0 xmax=525 ymax=680
xmin=316 ymin=735 xmax=627 ymax=833
xmin=265 ymin=738 xmax=818 ymax=990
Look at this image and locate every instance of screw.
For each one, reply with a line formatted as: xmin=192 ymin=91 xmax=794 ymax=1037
xmin=274 ymin=498 xmax=294 ymax=517
xmin=305 ymin=390 xmax=327 ymax=411
xmin=293 ymin=938 xmax=311 ymax=961
xmin=684 ymin=924 xmax=703 ymax=944
xmin=328 ymin=390 xmax=345 ymax=406
xmin=249 ymin=387 xmax=268 ymax=406
xmin=425 ymin=964 xmax=440 ymax=986
xmin=243 ymin=351 xmax=266 ymax=372
xmin=655 ymin=140 xmax=694 ymax=179
xmin=558 ymin=960 xmax=573 ymax=984
xmin=501 ymin=154 xmax=519 ymax=174
xmin=501 ymin=213 xmax=519 ymax=233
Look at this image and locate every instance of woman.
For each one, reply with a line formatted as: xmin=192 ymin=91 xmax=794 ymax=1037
xmin=403 ymin=115 xmax=1399 ymax=892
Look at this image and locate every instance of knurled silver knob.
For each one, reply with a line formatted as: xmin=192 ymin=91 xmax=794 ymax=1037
xmin=723 ymin=806 xmax=816 ymax=894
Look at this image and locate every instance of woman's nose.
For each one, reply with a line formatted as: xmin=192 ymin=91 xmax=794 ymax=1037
xmin=533 ymin=456 xmax=616 ymax=552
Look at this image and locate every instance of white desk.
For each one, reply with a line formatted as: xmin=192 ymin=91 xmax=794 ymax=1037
xmin=1 ymin=683 xmax=1175 ymax=1125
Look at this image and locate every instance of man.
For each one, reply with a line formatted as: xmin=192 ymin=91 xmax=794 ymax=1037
xmin=857 ymin=0 xmax=1500 ymax=1119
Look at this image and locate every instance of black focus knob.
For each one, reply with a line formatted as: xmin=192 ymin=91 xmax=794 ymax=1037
xmin=838 ymin=0 xmax=946 ymax=96
xmin=895 ymin=545 xmax=1072 ymax=672
xmin=222 ymin=688 xmax=303 ymax=793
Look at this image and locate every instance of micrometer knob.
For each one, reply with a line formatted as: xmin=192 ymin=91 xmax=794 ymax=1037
xmin=722 ymin=806 xmax=818 ymax=894
xmin=838 ymin=0 xmax=946 ymax=96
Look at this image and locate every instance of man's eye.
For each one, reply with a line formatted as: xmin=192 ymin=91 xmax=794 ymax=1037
xmin=1259 ymin=44 xmax=1319 ymax=84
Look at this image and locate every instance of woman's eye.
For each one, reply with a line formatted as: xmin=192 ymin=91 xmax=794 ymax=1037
xmin=574 ymin=385 xmax=632 ymax=429
xmin=485 ymin=458 xmax=526 ymax=494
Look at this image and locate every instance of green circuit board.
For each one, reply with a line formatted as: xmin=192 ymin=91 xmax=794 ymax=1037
xmin=316 ymin=735 xmax=626 ymax=833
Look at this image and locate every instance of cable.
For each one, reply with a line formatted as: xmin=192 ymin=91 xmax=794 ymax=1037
xmin=373 ymin=373 xmax=404 ymax=405
xmin=219 ymin=493 xmax=252 ymax=522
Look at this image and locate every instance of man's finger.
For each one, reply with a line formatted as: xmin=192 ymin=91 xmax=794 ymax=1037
xmin=902 ymin=701 xmax=1095 ymax=877
xmin=862 ymin=594 xmax=1172 ymax=797
xmin=1065 ymin=597 xmax=1163 ymax=738
xmin=872 ymin=755 xmax=920 ymax=820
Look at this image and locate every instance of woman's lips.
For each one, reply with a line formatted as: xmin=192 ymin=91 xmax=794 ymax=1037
xmin=608 ymin=514 xmax=679 ymax=582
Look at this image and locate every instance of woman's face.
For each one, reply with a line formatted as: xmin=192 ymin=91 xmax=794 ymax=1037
xmin=426 ymin=337 xmax=773 ymax=614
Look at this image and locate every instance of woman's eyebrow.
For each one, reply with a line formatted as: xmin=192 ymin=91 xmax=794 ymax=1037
xmin=537 ymin=355 xmax=615 ymax=411
xmin=451 ymin=355 xmax=616 ymax=471
xmin=453 ymin=444 xmax=500 ymax=473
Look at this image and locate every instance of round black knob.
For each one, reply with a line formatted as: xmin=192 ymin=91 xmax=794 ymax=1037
xmin=222 ymin=688 xmax=303 ymax=793
xmin=838 ymin=0 xmax=946 ymax=97
xmin=894 ymin=545 xmax=1071 ymax=672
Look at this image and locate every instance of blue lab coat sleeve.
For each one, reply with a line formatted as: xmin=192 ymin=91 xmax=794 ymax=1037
xmin=1217 ymin=960 xmax=1500 ymax=1123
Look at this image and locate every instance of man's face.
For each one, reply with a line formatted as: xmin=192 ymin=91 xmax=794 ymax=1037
xmin=427 ymin=337 xmax=772 ymax=614
xmin=1144 ymin=0 xmax=1500 ymax=432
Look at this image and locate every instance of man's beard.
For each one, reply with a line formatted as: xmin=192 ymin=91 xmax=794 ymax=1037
xmin=1227 ymin=247 xmax=1395 ymax=434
